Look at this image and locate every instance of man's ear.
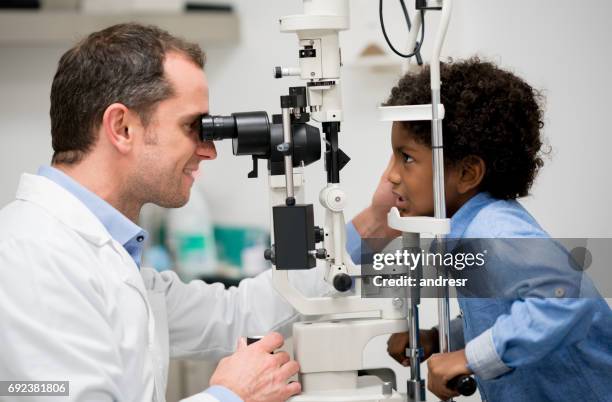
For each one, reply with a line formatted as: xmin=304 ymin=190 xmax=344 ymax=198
xmin=456 ymin=155 xmax=486 ymax=194
xmin=101 ymin=103 xmax=140 ymax=155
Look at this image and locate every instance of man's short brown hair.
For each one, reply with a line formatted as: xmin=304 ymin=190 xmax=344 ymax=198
xmin=50 ymin=23 xmax=205 ymax=165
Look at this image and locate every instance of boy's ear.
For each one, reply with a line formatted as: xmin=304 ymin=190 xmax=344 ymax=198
xmin=457 ymin=155 xmax=486 ymax=194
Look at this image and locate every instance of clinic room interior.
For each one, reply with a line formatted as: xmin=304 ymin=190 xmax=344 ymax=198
xmin=0 ymin=1 xmax=610 ymax=402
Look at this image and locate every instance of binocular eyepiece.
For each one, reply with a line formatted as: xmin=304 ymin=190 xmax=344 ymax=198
xmin=199 ymin=111 xmax=321 ymax=176
xmin=200 ymin=112 xmax=272 ymax=157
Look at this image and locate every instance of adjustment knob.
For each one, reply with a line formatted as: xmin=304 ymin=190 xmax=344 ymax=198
xmin=447 ymin=375 xmax=477 ymax=396
xmin=264 ymin=248 xmax=275 ymax=263
xmin=314 ymin=226 xmax=324 ymax=243
xmin=274 ymin=66 xmax=282 ymax=79
xmin=333 ymin=273 xmax=352 ymax=292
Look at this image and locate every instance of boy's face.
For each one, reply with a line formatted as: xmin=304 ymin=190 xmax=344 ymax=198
xmin=387 ymin=122 xmax=462 ymax=217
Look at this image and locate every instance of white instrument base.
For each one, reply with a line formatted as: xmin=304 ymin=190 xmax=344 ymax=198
xmin=289 ymin=376 xmax=403 ymax=402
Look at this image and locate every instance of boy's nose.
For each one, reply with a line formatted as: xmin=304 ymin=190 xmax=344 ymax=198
xmin=197 ymin=140 xmax=217 ymax=161
xmin=386 ymin=157 xmax=401 ymax=185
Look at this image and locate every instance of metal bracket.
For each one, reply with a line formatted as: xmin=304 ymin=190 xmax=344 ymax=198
xmin=387 ymin=207 xmax=450 ymax=235
xmin=378 ymin=104 xmax=445 ymax=122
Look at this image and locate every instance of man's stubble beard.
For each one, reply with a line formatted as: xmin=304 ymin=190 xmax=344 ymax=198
xmin=134 ymin=148 xmax=191 ymax=209
xmin=138 ymin=168 xmax=190 ymax=209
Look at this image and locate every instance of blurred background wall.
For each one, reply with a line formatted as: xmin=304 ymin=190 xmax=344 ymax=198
xmin=1 ymin=0 xmax=611 ymax=237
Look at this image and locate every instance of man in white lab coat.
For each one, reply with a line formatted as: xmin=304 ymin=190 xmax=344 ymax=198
xmin=0 ymin=23 xmax=327 ymax=402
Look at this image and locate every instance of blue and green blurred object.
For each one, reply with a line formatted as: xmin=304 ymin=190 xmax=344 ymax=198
xmin=213 ymin=224 xmax=269 ymax=269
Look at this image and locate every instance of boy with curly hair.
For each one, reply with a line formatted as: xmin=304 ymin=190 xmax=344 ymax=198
xmin=349 ymin=58 xmax=612 ymax=402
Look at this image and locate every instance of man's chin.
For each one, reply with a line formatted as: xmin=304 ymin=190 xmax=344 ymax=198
xmin=154 ymin=193 xmax=190 ymax=209
xmin=174 ymin=196 xmax=189 ymax=208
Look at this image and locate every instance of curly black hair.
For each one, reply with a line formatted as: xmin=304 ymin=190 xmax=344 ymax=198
xmin=385 ymin=57 xmax=546 ymax=200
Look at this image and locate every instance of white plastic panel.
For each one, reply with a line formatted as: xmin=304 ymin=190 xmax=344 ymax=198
xmin=378 ymin=104 xmax=445 ymax=122
xmin=387 ymin=207 xmax=450 ymax=235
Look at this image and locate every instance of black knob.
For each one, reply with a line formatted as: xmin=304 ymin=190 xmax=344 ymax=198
xmin=333 ymin=273 xmax=352 ymax=292
xmin=447 ymin=375 xmax=477 ymax=396
xmin=314 ymin=226 xmax=324 ymax=243
xmin=274 ymin=66 xmax=282 ymax=79
xmin=315 ymin=248 xmax=327 ymax=259
xmin=264 ymin=248 xmax=275 ymax=263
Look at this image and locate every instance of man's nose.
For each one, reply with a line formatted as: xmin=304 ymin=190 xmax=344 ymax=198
xmin=197 ymin=140 xmax=217 ymax=160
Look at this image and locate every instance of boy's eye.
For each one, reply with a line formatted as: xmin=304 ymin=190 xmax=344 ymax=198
xmin=402 ymin=152 xmax=414 ymax=164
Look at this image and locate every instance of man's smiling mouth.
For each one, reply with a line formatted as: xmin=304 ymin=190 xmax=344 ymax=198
xmin=183 ymin=167 xmax=199 ymax=180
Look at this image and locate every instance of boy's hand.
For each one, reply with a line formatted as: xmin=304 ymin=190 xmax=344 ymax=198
xmin=210 ymin=332 xmax=301 ymax=402
xmin=427 ymin=350 xmax=472 ymax=401
xmin=387 ymin=329 xmax=439 ymax=366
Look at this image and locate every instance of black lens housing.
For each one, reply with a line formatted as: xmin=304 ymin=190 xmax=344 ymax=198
xmin=200 ymin=111 xmax=321 ymax=173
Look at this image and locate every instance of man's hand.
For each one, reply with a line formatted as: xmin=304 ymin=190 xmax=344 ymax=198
xmin=387 ymin=329 xmax=439 ymax=366
xmin=352 ymin=156 xmax=401 ymax=240
xmin=210 ymin=332 xmax=300 ymax=402
xmin=426 ymin=350 xmax=472 ymax=401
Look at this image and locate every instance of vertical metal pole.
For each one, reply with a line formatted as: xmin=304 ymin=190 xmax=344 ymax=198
xmin=281 ymin=107 xmax=295 ymax=202
xmin=405 ymin=232 xmax=426 ymax=402
xmin=432 ymin=88 xmax=452 ymax=360
xmin=428 ymin=2 xmax=454 ymax=399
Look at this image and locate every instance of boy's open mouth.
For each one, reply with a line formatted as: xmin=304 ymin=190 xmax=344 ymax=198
xmin=393 ymin=192 xmax=409 ymax=214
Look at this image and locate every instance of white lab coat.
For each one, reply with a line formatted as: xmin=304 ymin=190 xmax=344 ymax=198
xmin=0 ymin=174 xmax=328 ymax=402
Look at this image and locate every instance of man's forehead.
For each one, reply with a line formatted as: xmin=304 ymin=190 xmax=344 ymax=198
xmin=163 ymin=52 xmax=208 ymax=90
xmin=161 ymin=52 xmax=208 ymax=114
xmin=163 ymin=50 xmax=203 ymax=70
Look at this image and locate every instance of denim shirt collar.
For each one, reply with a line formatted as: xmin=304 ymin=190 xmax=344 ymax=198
xmin=448 ymin=192 xmax=496 ymax=239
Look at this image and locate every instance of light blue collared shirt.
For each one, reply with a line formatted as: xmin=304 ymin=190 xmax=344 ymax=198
xmin=206 ymin=385 xmax=242 ymax=402
xmin=346 ymin=193 xmax=612 ymax=402
xmin=38 ymin=166 xmax=147 ymax=267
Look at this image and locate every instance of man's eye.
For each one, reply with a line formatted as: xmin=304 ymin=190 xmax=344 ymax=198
xmin=185 ymin=121 xmax=199 ymax=132
xmin=402 ymin=152 xmax=414 ymax=164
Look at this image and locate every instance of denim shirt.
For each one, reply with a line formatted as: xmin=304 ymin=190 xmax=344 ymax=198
xmin=347 ymin=192 xmax=612 ymax=402
xmin=450 ymin=192 xmax=612 ymax=402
